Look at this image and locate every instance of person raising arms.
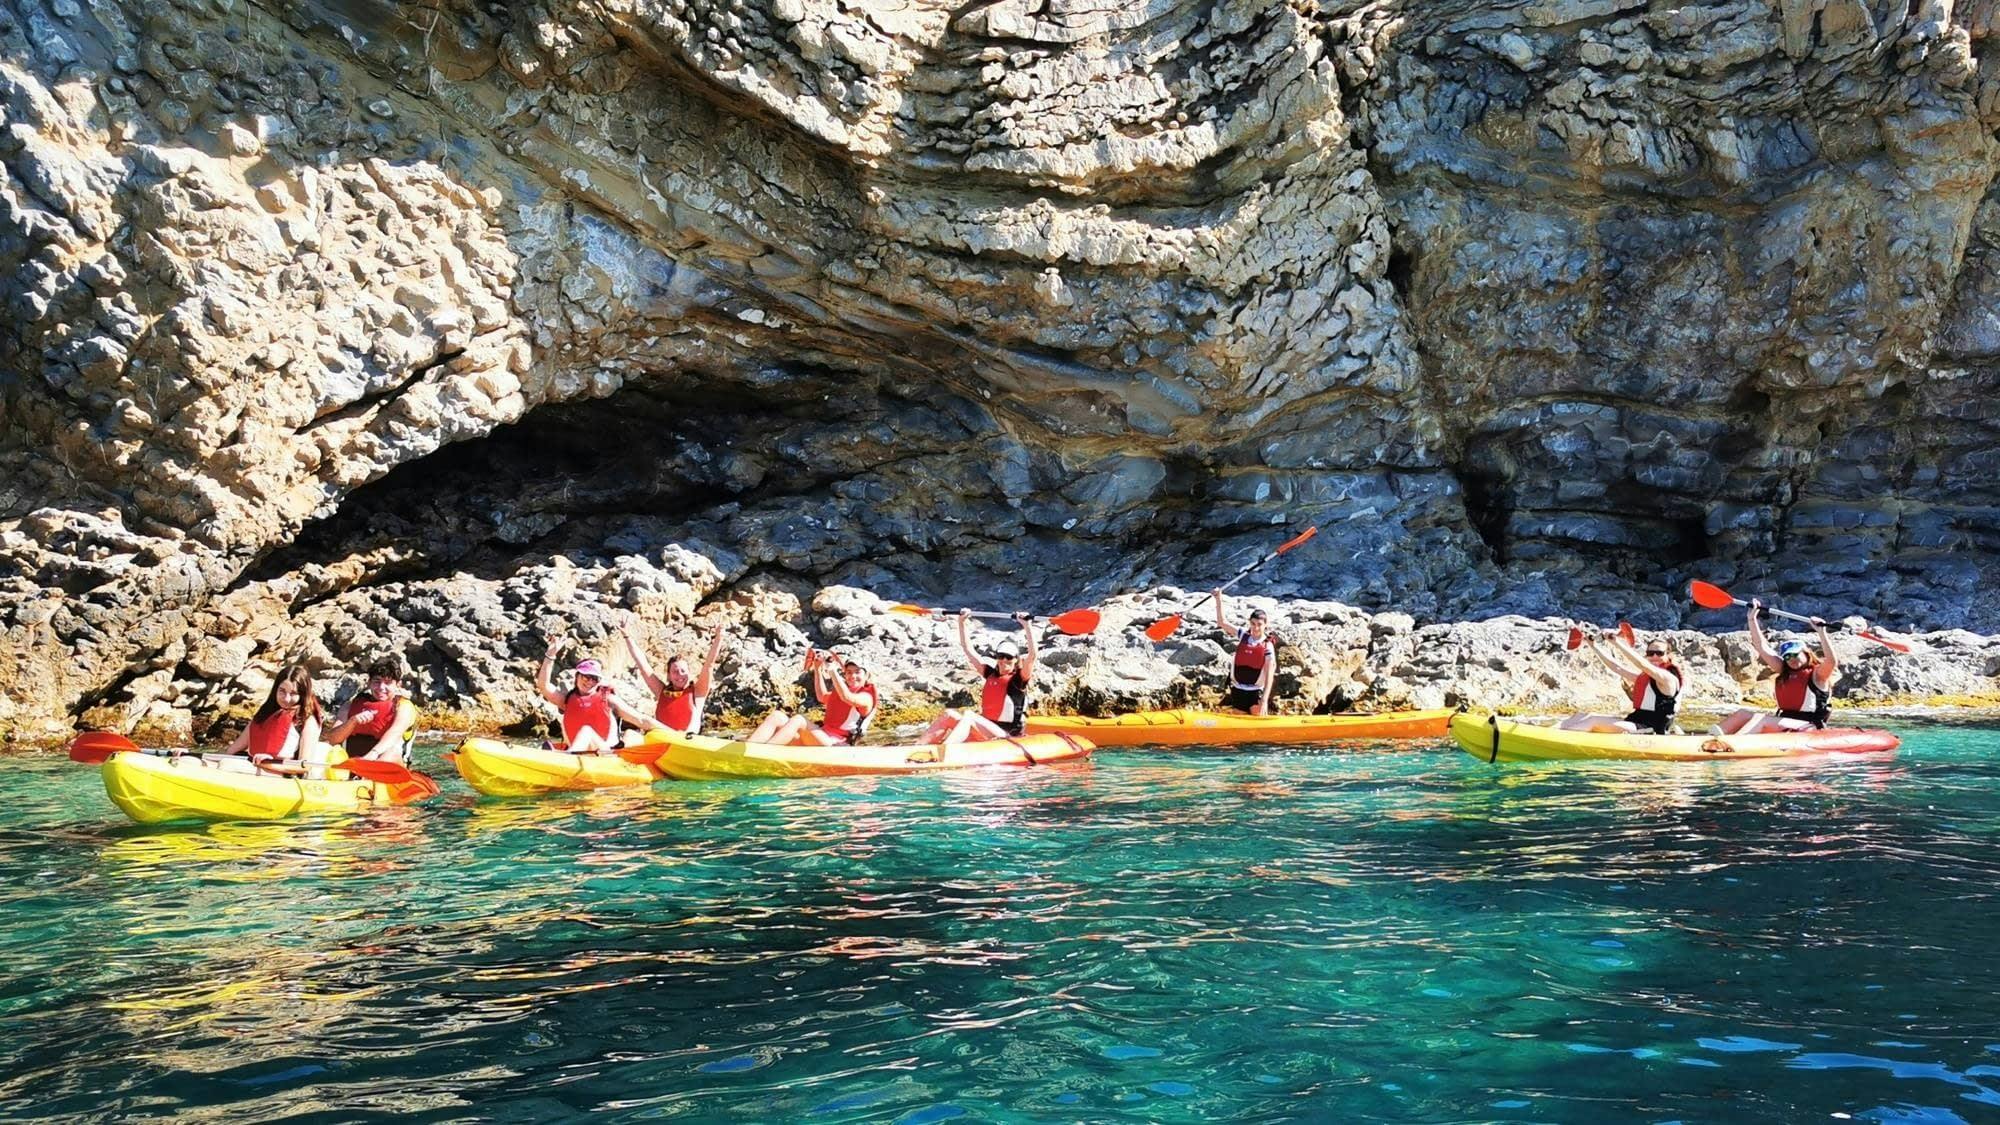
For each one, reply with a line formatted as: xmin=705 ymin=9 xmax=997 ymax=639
xmin=1214 ymin=591 xmax=1276 ymax=715
xmin=323 ymin=658 xmax=418 ymax=763
xmin=621 ymin=618 xmax=725 ymax=736
xmin=535 ymin=637 xmax=661 ymax=755
xmin=1721 ymin=600 xmax=1839 ymax=734
xmin=748 ymin=650 xmax=878 ymax=747
xmin=918 ymin=610 xmax=1037 ymax=745
xmin=1557 ymin=627 xmax=1683 ymax=734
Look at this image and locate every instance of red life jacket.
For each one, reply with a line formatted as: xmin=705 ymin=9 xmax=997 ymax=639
xmin=1629 ymin=663 xmax=1679 ymax=712
xmin=346 ymin=695 xmax=400 ymax=740
xmin=654 ymin=686 xmax=704 ymax=734
xmin=563 ymin=686 xmax=619 ymax=745
xmin=1774 ymin=664 xmax=1830 ymax=724
xmin=821 ymin=685 xmax=877 ymax=743
xmin=1232 ymin=630 xmax=1276 ymax=691
xmin=246 ymin=709 xmax=300 ymax=760
xmin=980 ymin=667 xmax=1029 ymax=735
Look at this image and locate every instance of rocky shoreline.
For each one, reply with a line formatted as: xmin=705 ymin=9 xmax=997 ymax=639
xmin=11 ymin=544 xmax=1996 ymax=749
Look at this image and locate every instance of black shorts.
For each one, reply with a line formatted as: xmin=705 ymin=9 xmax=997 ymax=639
xmin=1224 ymin=686 xmax=1263 ymax=712
xmin=1624 ymin=709 xmax=1670 ymax=735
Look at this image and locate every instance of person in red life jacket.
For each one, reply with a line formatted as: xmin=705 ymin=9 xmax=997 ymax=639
xmin=1557 ymin=627 xmax=1683 ymax=734
xmin=534 ymin=638 xmax=661 ymax=755
xmin=917 ymin=609 xmax=1038 ymax=745
xmin=748 ymin=650 xmax=878 ymax=747
xmin=224 ymin=664 xmax=324 ymax=769
xmin=1213 ymin=592 xmax=1277 ymax=714
xmin=1720 ymin=599 xmax=1839 ymax=734
xmin=322 ymin=658 xmax=418 ymax=763
xmin=620 ymin=618 xmax=724 ymax=735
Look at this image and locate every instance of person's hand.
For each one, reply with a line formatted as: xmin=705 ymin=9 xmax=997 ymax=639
xmin=1809 ymin=616 xmax=1826 ymax=628
xmin=1211 ymin=588 xmax=1224 ymax=600
xmin=1251 ymin=701 xmax=1267 ymax=716
xmin=958 ymin=608 xmax=972 ymax=623
xmin=1012 ymin=611 xmax=1030 ymax=624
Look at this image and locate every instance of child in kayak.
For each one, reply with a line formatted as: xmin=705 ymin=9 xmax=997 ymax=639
xmin=535 ymin=638 xmax=661 ymax=755
xmin=225 ymin=664 xmax=324 ymax=770
xmin=748 ymin=651 xmax=877 ymax=746
xmin=1214 ymin=591 xmax=1276 ymax=715
xmin=917 ymin=609 xmax=1037 ymax=745
xmin=324 ymin=658 xmax=418 ymax=763
xmin=1557 ymin=627 xmax=1682 ymax=734
xmin=621 ymin=618 xmax=725 ymax=735
xmin=1720 ymin=600 xmax=1839 ymax=733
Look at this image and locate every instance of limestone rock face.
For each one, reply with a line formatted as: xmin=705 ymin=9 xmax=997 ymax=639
xmin=1 ymin=0 xmax=1997 ymax=737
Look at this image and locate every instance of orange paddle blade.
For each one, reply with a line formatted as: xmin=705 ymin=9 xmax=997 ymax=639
xmin=1618 ymin=621 xmax=1637 ymax=646
xmin=1565 ymin=626 xmax=1584 ymax=651
xmin=1856 ymin=630 xmax=1912 ymax=654
xmin=1275 ymin=525 xmax=1319 ymax=554
xmin=616 ymin=744 xmax=670 ymax=767
xmin=68 ymin=731 xmax=141 ymax=764
xmin=1047 ymin=608 xmax=1101 ymax=635
xmin=1689 ymin=580 xmax=1737 ymax=610
xmin=334 ymin=757 xmax=414 ymax=784
xmin=887 ymin=604 xmax=936 ymax=617
xmin=1143 ymin=614 xmax=1184 ymax=644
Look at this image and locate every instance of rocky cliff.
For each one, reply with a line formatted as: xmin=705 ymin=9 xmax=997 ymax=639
xmin=3 ymin=0 xmax=1998 ymax=739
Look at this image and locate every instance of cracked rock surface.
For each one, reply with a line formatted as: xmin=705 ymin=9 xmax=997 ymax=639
xmin=2 ymin=0 xmax=1997 ymax=738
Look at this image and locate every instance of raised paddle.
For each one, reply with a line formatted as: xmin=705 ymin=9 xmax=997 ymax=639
xmin=1144 ymin=525 xmax=1320 ymax=643
xmin=1688 ymin=580 xmax=1912 ymax=653
xmin=889 ymin=605 xmax=1102 ymax=636
xmin=1565 ymin=622 xmax=1638 ymax=652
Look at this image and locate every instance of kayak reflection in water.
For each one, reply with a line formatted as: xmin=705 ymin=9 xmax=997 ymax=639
xmin=1557 ymin=626 xmax=1681 ymax=735
xmin=535 ymin=637 xmax=661 ymax=756
xmin=748 ymin=650 xmax=877 ymax=747
xmin=1720 ymin=599 xmax=1839 ymax=734
xmin=323 ymin=658 xmax=418 ymax=764
xmin=1214 ymin=591 xmax=1276 ymax=715
xmin=224 ymin=664 xmax=327 ymax=774
xmin=917 ymin=609 xmax=1036 ymax=745
xmin=620 ymin=616 xmax=725 ymax=736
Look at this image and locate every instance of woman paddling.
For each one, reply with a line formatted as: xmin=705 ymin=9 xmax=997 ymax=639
xmin=226 ymin=664 xmax=325 ymax=771
xmin=918 ymin=609 xmax=1037 ymax=745
xmin=1721 ymin=600 xmax=1838 ymax=734
xmin=1557 ymin=627 xmax=1682 ymax=734
xmin=748 ymin=651 xmax=877 ymax=747
xmin=324 ymin=658 xmax=418 ymax=763
xmin=535 ymin=639 xmax=661 ymax=755
xmin=621 ymin=618 xmax=725 ymax=735
xmin=1214 ymin=591 xmax=1276 ymax=715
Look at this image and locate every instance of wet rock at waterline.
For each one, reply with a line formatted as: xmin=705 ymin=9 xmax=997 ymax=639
xmin=4 ymin=0 xmax=2000 ymax=738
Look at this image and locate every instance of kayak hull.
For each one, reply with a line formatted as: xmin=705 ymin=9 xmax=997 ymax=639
xmin=453 ymin=737 xmax=661 ymax=796
xmin=651 ymin=732 xmax=1094 ymax=780
xmin=101 ymin=751 xmax=429 ymax=824
xmin=1023 ymin=708 xmax=1453 ymax=748
xmin=1451 ymin=712 xmax=1901 ymax=763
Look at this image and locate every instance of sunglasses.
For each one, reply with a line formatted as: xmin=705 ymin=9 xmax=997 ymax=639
xmin=1644 ymin=649 xmax=1668 ymax=656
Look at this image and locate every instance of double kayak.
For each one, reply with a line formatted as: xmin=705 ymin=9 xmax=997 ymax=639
xmin=102 ymin=751 xmax=439 ymax=824
xmin=1023 ymin=708 xmax=1453 ymax=748
xmin=648 ymin=731 xmax=1094 ymax=780
xmin=1452 ymin=712 xmax=1901 ymax=763
xmin=453 ymin=737 xmax=660 ymax=795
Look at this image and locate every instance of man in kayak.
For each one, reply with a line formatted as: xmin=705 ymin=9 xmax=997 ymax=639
xmin=1557 ymin=627 xmax=1682 ymax=734
xmin=323 ymin=659 xmax=418 ymax=763
xmin=225 ymin=664 xmax=326 ymax=772
xmin=1214 ymin=591 xmax=1276 ymax=714
xmin=535 ymin=639 xmax=661 ymax=755
xmin=917 ymin=609 xmax=1037 ymax=745
xmin=620 ymin=618 xmax=725 ymax=735
xmin=1720 ymin=600 xmax=1839 ymax=734
xmin=747 ymin=650 xmax=878 ymax=746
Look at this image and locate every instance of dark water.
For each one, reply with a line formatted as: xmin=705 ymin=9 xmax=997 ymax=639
xmin=2 ymin=721 xmax=1998 ymax=1122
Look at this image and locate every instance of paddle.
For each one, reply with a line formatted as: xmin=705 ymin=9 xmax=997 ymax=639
xmin=1688 ymin=580 xmax=1911 ymax=653
xmin=1566 ymin=622 xmax=1638 ymax=652
xmin=889 ymin=605 xmax=1102 ymax=636
xmin=1144 ymin=526 xmax=1319 ymax=643
xmin=68 ymin=731 xmax=142 ymax=764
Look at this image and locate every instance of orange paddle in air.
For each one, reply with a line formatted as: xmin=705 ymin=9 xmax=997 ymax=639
xmin=888 ymin=605 xmax=1102 ymax=636
xmin=1144 ymin=526 xmax=1319 ymax=643
xmin=1688 ymin=580 xmax=1911 ymax=653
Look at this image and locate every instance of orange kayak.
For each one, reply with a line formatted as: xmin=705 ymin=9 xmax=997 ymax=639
xmin=1023 ymin=708 xmax=1454 ymax=748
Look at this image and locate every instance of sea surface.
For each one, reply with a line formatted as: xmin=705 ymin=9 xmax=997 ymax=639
xmin=2 ymin=720 xmax=1998 ymax=1122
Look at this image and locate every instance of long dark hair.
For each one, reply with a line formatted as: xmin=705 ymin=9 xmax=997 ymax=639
xmin=253 ymin=664 xmax=321 ymax=732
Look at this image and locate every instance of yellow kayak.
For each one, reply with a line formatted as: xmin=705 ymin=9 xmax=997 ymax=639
xmin=1452 ymin=712 xmax=1901 ymax=763
xmin=102 ymin=751 xmax=436 ymax=824
xmin=1023 ymin=708 xmax=1453 ymax=748
xmin=452 ymin=737 xmax=663 ymax=795
xmin=648 ymin=731 xmax=1094 ymax=780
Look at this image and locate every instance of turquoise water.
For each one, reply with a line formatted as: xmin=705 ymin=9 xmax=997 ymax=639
xmin=3 ymin=722 xmax=1999 ymax=1122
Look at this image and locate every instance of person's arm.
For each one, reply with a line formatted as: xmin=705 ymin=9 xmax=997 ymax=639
xmin=537 ymin=637 xmax=568 ymax=708
xmin=1213 ymin=589 xmax=1233 ymax=634
xmin=1747 ymin=600 xmax=1780 ymax=670
xmin=1017 ymin=612 xmax=1037 ymax=683
xmin=1812 ymin=617 xmax=1838 ymax=687
xmin=957 ymin=610 xmax=985 ymax=679
xmin=693 ymin=622 xmax=724 ymax=698
xmin=822 ymin=660 xmax=867 ymax=708
xmin=225 ymin=724 xmax=250 ymax=755
xmin=608 ymin=691 xmax=663 ymax=732
xmin=1584 ymin=629 xmax=1641 ymax=678
xmin=1257 ymin=640 xmax=1274 ymax=714
xmin=363 ymin=699 xmax=418 ymax=760
xmin=810 ymin=657 xmax=834 ymax=705
xmin=621 ymin=623 xmax=666 ymax=696
xmin=1609 ymin=634 xmax=1678 ymax=697
xmin=298 ymin=715 xmax=323 ymax=761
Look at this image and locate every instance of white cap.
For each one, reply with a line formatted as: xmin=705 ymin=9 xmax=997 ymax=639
xmin=990 ymin=640 xmax=1021 ymax=659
